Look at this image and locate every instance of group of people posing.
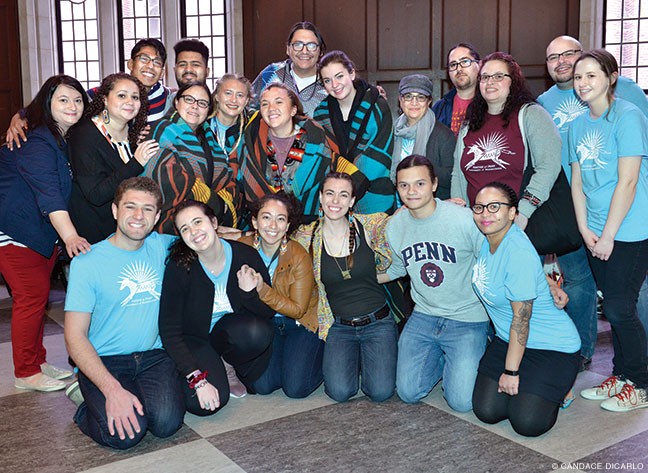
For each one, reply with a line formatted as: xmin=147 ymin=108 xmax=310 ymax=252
xmin=1 ymin=21 xmax=647 ymax=449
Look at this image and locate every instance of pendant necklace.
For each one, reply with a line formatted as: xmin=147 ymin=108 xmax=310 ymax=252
xmin=324 ymin=227 xmax=351 ymax=280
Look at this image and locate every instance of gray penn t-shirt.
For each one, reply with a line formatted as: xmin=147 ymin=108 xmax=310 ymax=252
xmin=386 ymin=199 xmax=488 ymax=323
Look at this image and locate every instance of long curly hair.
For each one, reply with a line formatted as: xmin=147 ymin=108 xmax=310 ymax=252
xmin=465 ymin=52 xmax=535 ymax=131
xmin=249 ymin=191 xmax=303 ymax=237
xmin=85 ymin=72 xmax=150 ymax=149
xmin=167 ymin=200 xmax=217 ymax=271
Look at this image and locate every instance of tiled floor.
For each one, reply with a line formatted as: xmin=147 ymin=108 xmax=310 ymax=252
xmin=2 ymin=282 xmax=648 ymax=473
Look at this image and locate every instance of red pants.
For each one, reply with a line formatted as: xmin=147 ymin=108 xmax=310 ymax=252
xmin=0 ymin=244 xmax=57 ymax=377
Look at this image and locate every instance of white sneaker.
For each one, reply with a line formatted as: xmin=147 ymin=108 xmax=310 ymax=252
xmin=40 ymin=362 xmax=74 ymax=380
xmin=601 ymin=383 xmax=648 ymax=412
xmin=15 ymin=373 xmax=66 ymax=392
xmin=580 ymin=375 xmax=627 ymax=400
xmin=64 ymin=380 xmax=84 ymax=407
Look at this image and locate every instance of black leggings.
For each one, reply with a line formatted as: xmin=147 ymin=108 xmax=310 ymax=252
xmin=182 ymin=313 xmax=273 ymax=416
xmin=472 ymin=373 xmax=560 ymax=437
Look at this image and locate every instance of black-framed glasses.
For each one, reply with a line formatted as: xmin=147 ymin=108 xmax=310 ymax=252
xmin=402 ymin=93 xmax=429 ymax=103
xmin=471 ymin=202 xmax=513 ymax=214
xmin=180 ymin=95 xmax=210 ymax=109
xmin=135 ymin=54 xmax=164 ymax=68
xmin=546 ymin=49 xmax=582 ymax=62
xmin=448 ymin=58 xmax=477 ymax=71
xmin=290 ymin=41 xmax=319 ymax=52
xmin=478 ymin=73 xmax=512 ymax=83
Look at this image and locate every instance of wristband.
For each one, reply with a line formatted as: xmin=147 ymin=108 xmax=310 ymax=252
xmin=188 ymin=370 xmax=209 ymax=389
xmin=504 ymin=369 xmax=519 ymax=376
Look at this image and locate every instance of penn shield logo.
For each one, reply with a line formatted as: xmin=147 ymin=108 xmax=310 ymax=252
xmin=420 ymin=262 xmax=444 ymax=287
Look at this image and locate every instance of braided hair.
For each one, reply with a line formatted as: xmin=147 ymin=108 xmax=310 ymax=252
xmin=311 ymin=172 xmax=358 ymax=270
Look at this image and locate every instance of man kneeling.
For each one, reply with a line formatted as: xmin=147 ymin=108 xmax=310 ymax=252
xmin=64 ymin=177 xmax=184 ymax=449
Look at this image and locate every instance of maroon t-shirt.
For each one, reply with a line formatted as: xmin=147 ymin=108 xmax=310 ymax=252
xmin=460 ymin=110 xmax=525 ymax=204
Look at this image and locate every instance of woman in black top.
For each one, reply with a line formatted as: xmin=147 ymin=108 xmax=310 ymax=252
xmin=67 ymin=73 xmax=159 ymax=243
xmin=294 ymin=172 xmax=397 ymax=402
xmin=159 ymin=200 xmax=274 ymax=414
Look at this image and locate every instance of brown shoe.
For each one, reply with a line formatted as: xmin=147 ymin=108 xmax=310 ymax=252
xmin=222 ymin=359 xmax=247 ymax=398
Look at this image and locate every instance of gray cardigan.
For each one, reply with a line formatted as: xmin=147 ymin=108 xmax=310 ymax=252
xmin=450 ymin=103 xmax=561 ymax=218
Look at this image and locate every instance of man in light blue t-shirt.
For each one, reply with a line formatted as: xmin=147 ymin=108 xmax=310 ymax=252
xmin=536 ymin=35 xmax=648 ymax=365
xmin=382 ymin=155 xmax=489 ymax=412
xmin=64 ymin=177 xmax=184 ymax=450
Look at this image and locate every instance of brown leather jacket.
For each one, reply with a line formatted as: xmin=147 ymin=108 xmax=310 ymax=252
xmin=240 ymin=236 xmax=319 ymax=334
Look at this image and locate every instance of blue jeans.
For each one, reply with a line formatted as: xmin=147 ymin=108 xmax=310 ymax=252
xmin=588 ymin=239 xmax=648 ymax=387
xmin=322 ymin=314 xmax=397 ymax=402
xmin=397 ymin=312 xmax=489 ymax=412
xmin=556 ymin=245 xmax=598 ymax=359
xmin=75 ymin=349 xmax=185 ymax=450
xmin=638 ymin=274 xmax=648 ymax=355
xmin=252 ymin=317 xmax=324 ymax=398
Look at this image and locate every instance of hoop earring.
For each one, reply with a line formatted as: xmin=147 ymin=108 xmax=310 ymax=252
xmin=280 ymin=234 xmax=288 ymax=255
xmin=253 ymin=231 xmax=261 ymax=251
xmin=102 ymin=109 xmax=110 ymax=124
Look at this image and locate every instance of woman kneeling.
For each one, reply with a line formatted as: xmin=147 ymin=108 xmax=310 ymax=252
xmin=470 ymin=182 xmax=581 ymax=437
xmin=159 ymin=200 xmax=274 ymax=415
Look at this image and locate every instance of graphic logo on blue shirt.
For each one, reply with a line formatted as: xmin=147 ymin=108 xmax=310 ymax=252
xmin=465 ymin=132 xmax=514 ymax=170
xmin=553 ymin=97 xmax=587 ymax=131
xmin=472 ymin=258 xmax=494 ymax=305
xmin=420 ymin=262 xmax=444 ymax=287
xmin=577 ymin=129 xmax=608 ymax=170
xmin=118 ymin=261 xmax=161 ymax=307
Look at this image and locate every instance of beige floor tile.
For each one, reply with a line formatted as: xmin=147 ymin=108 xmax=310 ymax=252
xmin=184 ymin=384 xmax=336 ymax=437
xmin=76 ymin=439 xmax=245 ymax=473
xmin=0 ymin=332 xmax=73 ymax=397
xmin=422 ymin=370 xmax=648 ymax=464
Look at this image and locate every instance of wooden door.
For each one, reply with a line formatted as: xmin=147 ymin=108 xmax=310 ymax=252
xmin=243 ymin=0 xmax=580 ymax=113
xmin=0 ymin=0 xmax=22 ymax=133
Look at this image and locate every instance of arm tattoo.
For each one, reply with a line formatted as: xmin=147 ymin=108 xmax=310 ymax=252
xmin=511 ymin=300 xmax=533 ymax=346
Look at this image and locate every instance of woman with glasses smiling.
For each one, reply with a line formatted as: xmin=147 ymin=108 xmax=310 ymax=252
xmin=391 ymin=74 xmax=456 ymax=199
xmin=144 ymin=81 xmax=241 ymax=234
xmin=451 ymin=52 xmax=561 ymax=235
xmin=470 ymin=181 xmax=580 ymax=437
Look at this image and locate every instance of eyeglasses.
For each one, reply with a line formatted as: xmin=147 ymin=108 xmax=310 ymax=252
xmin=135 ymin=54 xmax=164 ymax=68
xmin=290 ymin=41 xmax=319 ymax=52
xmin=448 ymin=58 xmax=477 ymax=71
xmin=471 ymin=202 xmax=513 ymax=214
xmin=402 ymin=93 xmax=429 ymax=103
xmin=546 ymin=49 xmax=582 ymax=62
xmin=180 ymin=95 xmax=210 ymax=108
xmin=478 ymin=73 xmax=512 ymax=83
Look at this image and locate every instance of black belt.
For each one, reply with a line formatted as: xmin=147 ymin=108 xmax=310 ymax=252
xmin=336 ymin=305 xmax=390 ymax=327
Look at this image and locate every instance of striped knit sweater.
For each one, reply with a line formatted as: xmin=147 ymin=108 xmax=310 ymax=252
xmin=235 ymin=112 xmax=336 ymax=223
xmin=313 ymin=81 xmax=396 ymax=214
xmin=144 ymin=111 xmax=240 ymax=234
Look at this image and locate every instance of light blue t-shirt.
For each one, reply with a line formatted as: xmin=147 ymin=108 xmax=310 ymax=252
xmin=201 ymin=240 xmax=234 ymax=331
xmin=65 ymin=232 xmax=176 ymax=357
xmin=567 ymin=98 xmax=648 ymax=242
xmin=472 ymin=224 xmax=581 ymax=353
xmin=209 ymin=116 xmax=231 ymax=154
xmin=401 ymin=138 xmax=415 ymax=161
xmin=258 ymin=248 xmax=282 ymax=318
xmin=537 ymin=75 xmax=648 ymax=182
